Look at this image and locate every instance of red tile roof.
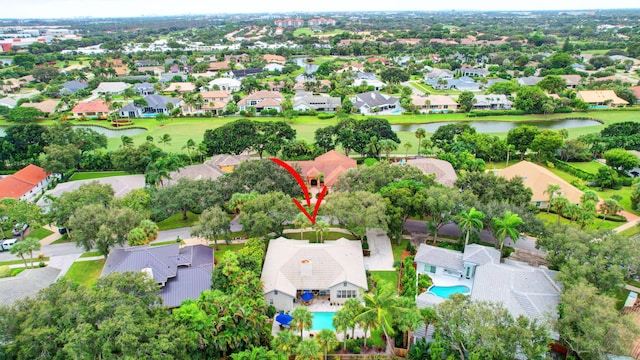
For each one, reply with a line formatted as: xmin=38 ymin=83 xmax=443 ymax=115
xmin=72 ymin=100 xmax=109 ymax=113
xmin=13 ymin=164 xmax=48 ymax=185
xmin=0 ymin=164 xmax=49 ymax=199
xmin=286 ymin=150 xmax=357 ymax=187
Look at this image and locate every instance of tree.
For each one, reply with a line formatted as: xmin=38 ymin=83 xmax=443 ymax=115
xmin=544 ymin=184 xmax=561 ymax=214
xmin=514 ymin=86 xmax=548 ymax=114
xmin=190 ymin=206 xmax=231 ymax=248
xmin=380 ymin=67 xmax=410 ymax=84
xmin=231 ymin=346 xmax=279 ymax=360
xmin=120 ymin=135 xmax=134 ymax=148
xmin=419 ymin=186 xmax=470 ymax=243
xmin=414 ymin=127 xmax=426 ymax=156
xmin=47 ymin=181 xmax=115 ymax=231
xmin=291 ymin=306 xmax=313 ymax=340
xmin=551 ymin=196 xmax=570 ymax=222
xmin=42 ymin=144 xmax=81 ymax=174
xmin=9 ymin=237 xmax=40 ymax=268
xmin=356 ymin=284 xmax=409 ymax=354
xmin=403 ymin=141 xmax=412 ymax=158
xmin=333 ymin=306 xmax=352 ymax=351
xmin=457 ymin=207 xmax=485 ymax=246
xmin=556 ymin=282 xmax=637 ymax=360
xmin=158 ymin=133 xmax=172 ymax=147
xmin=294 ymin=212 xmax=311 ymax=240
xmin=316 ymin=329 xmax=338 ymax=360
xmin=589 ymin=55 xmax=615 ymax=69
xmin=333 ymin=161 xmax=433 ymax=194
xmin=31 ymin=66 xmax=59 ymax=83
xmin=151 ymin=178 xmax=220 ymax=221
xmin=537 ymin=75 xmax=567 ymax=94
xmin=507 ymin=125 xmax=539 ymax=159
xmin=295 ymin=339 xmax=322 ymax=360
xmin=323 ymin=191 xmax=388 ymax=240
xmin=378 ymin=138 xmax=399 ymax=159
xmin=595 ymin=167 xmax=616 ymax=190
xmin=457 ymin=91 xmax=476 ymax=113
xmin=492 ymin=210 xmax=524 ymax=254
xmin=604 ymin=148 xmax=639 ymax=173
xmin=182 ymin=138 xmax=196 ymax=164
xmin=7 ymin=107 xmax=45 ymax=122
xmin=433 ymin=294 xmax=551 ymax=359
xmin=218 ymin=160 xmax=302 ymax=201
xmin=0 ymin=198 xmax=42 ymax=239
xmin=530 ymin=130 xmax=564 ymax=161
xmin=271 ymin=330 xmax=298 ymax=358
xmin=599 ymin=198 xmax=622 ymax=227
xmin=238 ymin=192 xmax=298 ymax=238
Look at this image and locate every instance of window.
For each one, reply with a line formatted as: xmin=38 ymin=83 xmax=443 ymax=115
xmin=274 ymin=290 xmax=278 ymax=295
xmin=424 ymin=265 xmax=436 ymax=273
xmin=337 ymin=290 xmax=357 ymax=299
xmin=269 ymin=299 xmax=273 ymax=305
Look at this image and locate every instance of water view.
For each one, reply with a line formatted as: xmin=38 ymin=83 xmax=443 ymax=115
xmin=391 ymin=118 xmax=603 ymax=133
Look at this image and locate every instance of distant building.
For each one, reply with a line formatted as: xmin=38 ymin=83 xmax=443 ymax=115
xmin=307 ymin=18 xmax=336 ymax=26
xmin=0 ymin=164 xmax=53 ymax=202
xmin=577 ymin=90 xmax=628 ymax=108
xmin=274 ymin=18 xmax=304 ymax=28
xmin=351 ymin=91 xmax=400 ymax=115
xmin=71 ymin=99 xmax=109 ymax=119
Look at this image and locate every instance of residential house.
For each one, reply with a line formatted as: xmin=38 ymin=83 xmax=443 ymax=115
xmin=166 ymin=154 xmax=250 ymax=186
xmin=286 ymin=150 xmax=357 ymax=188
xmin=209 ymin=77 xmax=241 ymax=92
xmin=293 ymin=79 xmax=331 ymax=93
xmin=71 ymin=99 xmax=110 ymax=119
xmin=497 ymin=161 xmax=584 ymax=209
xmin=60 ymin=80 xmax=88 ymax=95
xmin=208 ymin=61 xmax=230 ymax=72
xmin=237 ymin=90 xmax=283 ymax=113
xmin=164 ymin=82 xmax=196 ymax=93
xmin=631 ymin=86 xmax=640 ymax=104
xmin=354 ymin=72 xmax=386 ymax=91
xmin=292 ymin=92 xmax=341 ymax=112
xmin=365 ymin=57 xmax=389 ymax=66
xmin=93 ymin=82 xmax=131 ymax=95
xmin=101 ymin=244 xmax=214 ymax=308
xmin=20 ymin=99 xmax=59 ymax=116
xmin=424 ymin=68 xmax=454 ymax=81
xmin=224 ymin=53 xmax=250 ymax=64
xmin=261 ymin=238 xmax=368 ymax=312
xmin=134 ymin=60 xmax=159 ymax=67
xmin=119 ymin=94 xmax=183 ymax=118
xmin=472 ymin=94 xmax=512 ymax=110
xmin=274 ymin=18 xmax=304 ymax=28
xmin=263 ymin=54 xmax=286 ymax=65
xmin=411 ymin=94 xmax=458 ymax=113
xmin=159 ymin=72 xmax=187 ymax=84
xmin=0 ymin=97 xmax=18 ymax=108
xmin=307 ymin=18 xmax=336 ymax=26
xmin=138 ymin=65 xmax=165 ymax=76
xmin=2 ymin=78 xmax=24 ymax=93
xmin=232 ymin=68 xmax=263 ymax=79
xmin=199 ymin=90 xmax=231 ymax=115
xmin=577 ymin=90 xmax=629 ymax=108
xmin=414 ymin=243 xmax=560 ymax=323
xmin=558 ymin=74 xmax=582 ymax=89
xmin=517 ymin=76 xmax=544 ymax=87
xmin=405 ymin=158 xmax=457 ymax=187
xmin=134 ymin=82 xmax=155 ymax=96
xmin=457 ymin=66 xmax=489 ymax=77
xmin=264 ymin=63 xmax=285 ymax=72
xmin=352 ymin=91 xmax=400 ymax=115
xmin=0 ymin=164 xmax=54 ymax=202
xmin=427 ymin=76 xmax=480 ymax=91
xmin=38 ymin=175 xmax=145 ymax=208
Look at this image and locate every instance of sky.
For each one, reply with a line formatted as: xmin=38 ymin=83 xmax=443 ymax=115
xmin=5 ymin=0 xmax=640 ymax=19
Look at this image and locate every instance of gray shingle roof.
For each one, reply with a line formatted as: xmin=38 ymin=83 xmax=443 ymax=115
xmin=145 ymin=94 xmax=181 ymax=108
xmin=352 ymin=91 xmax=399 ymax=108
xmin=414 ymin=245 xmax=464 ymax=271
xmin=61 ymin=80 xmax=88 ymax=93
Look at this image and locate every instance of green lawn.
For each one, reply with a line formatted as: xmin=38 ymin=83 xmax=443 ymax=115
xmin=0 ymin=257 xmax=50 ymax=266
xmin=536 ymin=212 xmax=622 ymax=231
xmin=157 ymin=212 xmax=200 ymax=230
xmin=293 ymin=27 xmax=315 ymax=36
xmin=28 ymin=227 xmax=54 ymax=240
xmin=80 ymin=251 xmax=102 ymax=258
xmin=370 ymin=270 xmax=398 ymax=291
xmin=619 ymin=225 xmax=640 ymax=238
xmin=213 ymin=243 xmax=245 ymax=263
xmin=69 ymin=171 xmax=130 ymax=181
xmin=51 ymin=234 xmax=71 ymax=244
xmin=391 ymin=238 xmax=410 ymax=262
xmin=63 ymin=259 xmax=105 ymax=287
xmin=595 ymin=186 xmax=637 ymax=214
xmin=569 ymin=161 xmax=607 ymax=174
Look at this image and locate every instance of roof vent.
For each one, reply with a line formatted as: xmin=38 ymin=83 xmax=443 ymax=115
xmin=141 ymin=267 xmax=154 ymax=280
xmin=300 ymin=259 xmax=312 ymax=277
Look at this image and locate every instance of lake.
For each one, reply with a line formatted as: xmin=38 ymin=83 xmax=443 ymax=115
xmin=391 ymin=118 xmax=603 ymax=133
xmin=0 ymin=124 xmax=147 ymax=138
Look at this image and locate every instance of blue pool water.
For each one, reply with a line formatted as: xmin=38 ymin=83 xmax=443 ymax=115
xmin=391 ymin=109 xmax=403 ymax=114
xmin=428 ymin=285 xmax=470 ymax=299
xmin=311 ymin=312 xmax=336 ymax=331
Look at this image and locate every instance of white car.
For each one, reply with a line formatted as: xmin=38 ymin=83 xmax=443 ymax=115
xmin=1 ymin=238 xmax=18 ymax=251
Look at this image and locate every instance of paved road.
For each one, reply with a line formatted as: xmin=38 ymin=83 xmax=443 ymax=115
xmin=0 ymin=241 xmax=83 ymax=262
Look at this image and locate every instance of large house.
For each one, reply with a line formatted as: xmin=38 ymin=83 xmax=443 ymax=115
xmin=208 ymin=78 xmax=241 ymax=92
xmin=60 ymin=80 xmax=88 ymax=95
xmin=200 ymin=90 xmax=231 ymax=115
xmin=261 ymin=238 xmax=368 ymax=312
xmin=134 ymin=82 xmax=155 ymax=96
xmin=71 ymin=99 xmax=110 ymax=119
xmin=292 ymin=92 xmax=341 ymax=112
xmin=351 ymin=91 xmax=400 ymax=115
xmin=411 ymin=94 xmax=458 ymax=113
xmin=101 ymin=244 xmax=214 ymax=308
xmin=119 ymin=94 xmax=183 ymax=118
xmin=414 ymin=244 xmax=561 ymax=322
xmin=93 ymin=82 xmax=131 ymax=95
xmin=164 ymin=82 xmax=196 ymax=93
xmin=427 ymin=76 xmax=480 ymax=91
xmin=286 ymin=150 xmax=357 ymax=188
xmin=237 ymin=90 xmax=283 ymax=113
xmin=20 ymin=99 xmax=59 ymax=116
xmin=405 ymin=158 xmax=457 ymax=187
xmin=165 ymin=154 xmax=250 ymax=186
xmin=577 ymin=90 xmax=628 ymax=108
xmin=497 ymin=161 xmax=584 ymax=208
xmin=353 ymin=72 xmax=386 ymax=91
xmin=0 ymin=164 xmax=53 ymax=202
xmin=457 ymin=66 xmax=489 ymax=77
xmin=472 ymin=94 xmax=512 ymax=110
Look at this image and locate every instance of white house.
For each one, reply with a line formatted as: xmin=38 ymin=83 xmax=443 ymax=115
xmin=208 ymin=77 xmax=241 ymax=92
xmin=0 ymin=164 xmax=55 ymax=202
xmin=261 ymin=238 xmax=368 ymax=312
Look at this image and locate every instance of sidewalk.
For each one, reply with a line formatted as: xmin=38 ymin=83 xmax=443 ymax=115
xmin=39 ymin=225 xmax=62 ymax=245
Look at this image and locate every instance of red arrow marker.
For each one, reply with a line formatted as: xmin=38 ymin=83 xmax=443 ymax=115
xmin=270 ymin=157 xmax=327 ymax=224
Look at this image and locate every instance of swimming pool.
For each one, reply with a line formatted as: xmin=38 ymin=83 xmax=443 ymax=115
xmin=428 ymin=285 xmax=470 ymax=299
xmin=311 ymin=312 xmax=336 ymax=331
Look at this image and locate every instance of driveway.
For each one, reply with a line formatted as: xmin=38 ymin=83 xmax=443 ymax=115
xmin=364 ymin=228 xmax=395 ymax=271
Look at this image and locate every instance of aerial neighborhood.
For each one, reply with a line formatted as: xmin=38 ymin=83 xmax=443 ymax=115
xmin=2 ymin=7 xmax=640 ymax=360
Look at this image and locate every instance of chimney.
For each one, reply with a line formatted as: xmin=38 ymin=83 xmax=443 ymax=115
xmin=300 ymin=259 xmax=312 ymax=277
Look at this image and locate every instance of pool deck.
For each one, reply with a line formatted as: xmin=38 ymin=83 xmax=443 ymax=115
xmin=271 ymin=303 xmax=366 ymax=340
xmin=417 ymin=273 xmax=475 ymax=308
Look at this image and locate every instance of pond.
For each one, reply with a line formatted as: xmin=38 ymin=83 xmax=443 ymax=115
xmin=391 ymin=118 xmax=603 ymax=133
xmin=292 ymin=57 xmax=319 ymax=74
xmin=0 ymin=124 xmax=147 ymax=138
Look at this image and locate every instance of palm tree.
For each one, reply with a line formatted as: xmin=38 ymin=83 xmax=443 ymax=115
xmin=315 ymin=329 xmax=338 ymax=360
xmin=457 ymin=207 xmax=485 ymax=247
xmin=271 ymin=330 xmax=298 ymax=359
xmin=403 ymin=142 xmax=412 ymax=159
xmin=295 ymin=339 xmax=322 ymax=360
xmin=294 ymin=213 xmax=311 ymax=240
xmin=313 ymin=220 xmax=329 ymax=243
xmin=146 ymin=135 xmax=154 ymax=143
xmin=544 ymin=184 xmax=561 ymax=213
xmin=378 ymin=139 xmax=399 ymax=159
xmin=145 ymin=162 xmax=171 ymax=188
xmin=291 ymin=306 xmax=313 ymax=340
xmin=230 ymin=346 xmax=279 ymax=360
xmin=9 ymin=237 xmax=41 ymax=268
xmin=415 ymin=128 xmax=426 ymax=156
xmin=599 ymin=198 xmax=622 ymax=228
xmin=581 ymin=190 xmax=599 ymax=205
xmin=355 ymin=285 xmax=407 ymax=354
xmin=419 ymin=307 xmax=437 ymax=340
xmin=120 ymin=135 xmax=133 ymax=148
xmin=551 ymin=196 xmax=570 ymax=222
xmin=359 ymin=309 xmax=378 ymax=348
xmin=332 ymin=308 xmax=351 ymax=351
xmin=492 ymin=211 xmax=524 ymax=254
xmin=158 ymin=133 xmax=172 ymax=147
xmin=182 ymin=138 xmax=195 ymax=164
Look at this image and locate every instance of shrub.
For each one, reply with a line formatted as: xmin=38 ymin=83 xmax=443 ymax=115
xmin=317 ymin=113 xmax=335 ymax=119
xmin=468 ymin=110 xmax=526 ymax=117
xmin=502 ymin=246 xmax=515 ymax=258
xmin=0 ymin=266 xmax=11 ymax=278
xmin=266 ymin=305 xmax=277 ymax=318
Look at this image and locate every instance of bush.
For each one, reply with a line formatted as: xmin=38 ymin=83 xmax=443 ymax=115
xmin=317 ymin=113 xmax=335 ymax=119
xmin=551 ymin=160 xmax=594 ymax=181
xmin=468 ymin=109 xmax=526 ymax=117
xmin=0 ymin=265 xmax=11 ymax=278
xmin=392 ymin=259 xmax=402 ymax=268
xmin=502 ymin=246 xmax=515 ymax=258
xmin=266 ymin=305 xmax=277 ymax=318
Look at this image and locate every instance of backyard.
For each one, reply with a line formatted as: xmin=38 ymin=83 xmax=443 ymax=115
xmin=63 ymin=259 xmax=105 ymax=287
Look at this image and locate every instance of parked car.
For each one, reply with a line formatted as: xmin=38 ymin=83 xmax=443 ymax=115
xmin=58 ymin=227 xmax=68 ymax=235
xmin=1 ymin=238 xmax=18 ymax=251
xmin=12 ymin=223 xmax=29 ymax=237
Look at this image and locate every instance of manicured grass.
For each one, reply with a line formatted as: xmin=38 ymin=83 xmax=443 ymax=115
xmin=569 ymin=161 xmax=607 ymax=174
xmin=391 ymin=238 xmax=410 ymax=262
xmin=150 ymin=240 xmax=182 ymax=247
xmin=213 ymin=243 xmax=245 ymax=263
xmin=619 ymin=225 xmax=640 ymax=238
xmin=293 ymin=27 xmax=315 ymax=36
xmin=370 ymin=270 xmax=399 ymax=292
xmin=28 ymin=227 xmax=54 ymax=240
xmin=0 ymin=257 xmax=50 ymax=266
xmin=80 ymin=251 xmax=102 ymax=258
xmin=157 ymin=212 xmax=200 ymax=230
xmin=63 ymin=259 xmax=105 ymax=287
xmin=51 ymin=234 xmax=71 ymax=244
xmin=536 ymin=212 xmax=622 ymax=231
xmin=69 ymin=171 xmax=130 ymax=181
xmin=613 ymin=280 xmax=640 ymax=310
xmin=595 ymin=186 xmax=637 ymax=214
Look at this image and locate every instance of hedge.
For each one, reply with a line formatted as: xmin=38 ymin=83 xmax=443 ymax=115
xmin=468 ymin=109 xmax=526 ymax=117
xmin=551 ymin=159 xmax=594 ymax=181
